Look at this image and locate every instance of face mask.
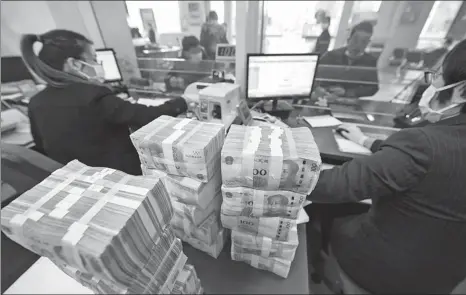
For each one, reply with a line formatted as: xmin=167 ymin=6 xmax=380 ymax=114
xmin=77 ymin=60 xmax=106 ymax=81
xmin=418 ymin=80 xmax=466 ymax=123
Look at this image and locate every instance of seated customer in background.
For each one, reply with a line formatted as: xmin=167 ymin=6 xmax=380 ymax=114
xmin=164 ymin=36 xmax=209 ymax=93
xmin=316 ymin=21 xmax=379 ymax=99
xmin=307 ymin=39 xmax=466 ymax=293
xmin=23 ymin=29 xmax=188 ymax=176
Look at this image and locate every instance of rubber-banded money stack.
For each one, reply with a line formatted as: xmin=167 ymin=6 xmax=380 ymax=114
xmin=0 ymin=160 xmax=202 ymax=294
xmin=132 ymin=115 xmax=227 ymax=258
xmin=221 ymin=125 xmax=322 ymax=278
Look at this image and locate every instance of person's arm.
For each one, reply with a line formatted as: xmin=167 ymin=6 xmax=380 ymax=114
xmin=28 ymin=109 xmax=45 ymax=154
xmin=308 ymin=129 xmax=432 ymax=203
xmin=96 ymin=90 xmax=187 ymax=129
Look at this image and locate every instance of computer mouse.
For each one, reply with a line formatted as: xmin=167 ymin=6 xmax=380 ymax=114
xmin=335 ymin=127 xmax=349 ymax=136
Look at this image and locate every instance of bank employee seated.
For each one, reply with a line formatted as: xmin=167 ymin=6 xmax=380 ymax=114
xmin=164 ymin=36 xmax=209 ymax=93
xmin=306 ymin=39 xmax=466 ymax=293
xmin=23 ymin=29 xmax=188 ymax=176
xmin=315 ymin=21 xmax=379 ymax=99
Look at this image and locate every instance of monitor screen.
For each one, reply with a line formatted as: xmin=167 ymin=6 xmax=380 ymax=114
xmin=247 ymin=54 xmax=318 ymax=100
xmin=96 ymin=49 xmax=122 ymax=82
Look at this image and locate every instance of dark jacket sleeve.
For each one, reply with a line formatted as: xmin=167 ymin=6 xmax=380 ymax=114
xmin=308 ymin=128 xmax=432 ymax=203
xmin=28 ymin=108 xmax=44 ymax=154
xmin=313 ymin=31 xmax=330 ymax=54
xmin=95 ymin=87 xmax=187 ymax=129
xmin=370 ymin=139 xmax=384 ymax=153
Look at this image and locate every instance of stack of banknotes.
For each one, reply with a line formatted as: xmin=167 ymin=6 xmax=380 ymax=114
xmin=221 ymin=125 xmax=322 ymax=277
xmin=131 ymin=115 xmax=225 ymax=182
xmin=0 ymin=160 xmax=202 ymax=294
xmin=136 ymin=116 xmax=227 ymax=258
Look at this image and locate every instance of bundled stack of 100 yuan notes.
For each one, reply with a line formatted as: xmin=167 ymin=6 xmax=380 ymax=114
xmin=132 ymin=116 xmax=228 ymax=258
xmin=220 ymin=125 xmax=322 ymax=277
xmin=1 ymin=160 xmax=202 ymax=294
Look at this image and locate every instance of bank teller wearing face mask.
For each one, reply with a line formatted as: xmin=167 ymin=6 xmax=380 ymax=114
xmin=307 ymin=40 xmax=466 ymax=293
xmin=23 ymin=29 xmax=188 ymax=175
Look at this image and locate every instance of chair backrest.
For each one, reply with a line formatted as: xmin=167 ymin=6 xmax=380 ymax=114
xmin=393 ymin=48 xmax=406 ymax=59
xmin=1 ymin=56 xmax=35 ymax=83
xmin=406 ymin=50 xmax=424 ymax=64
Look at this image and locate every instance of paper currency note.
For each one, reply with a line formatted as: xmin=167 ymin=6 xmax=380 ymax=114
xmin=231 ymin=252 xmax=292 ymax=278
xmin=221 ymin=186 xmax=306 ymax=219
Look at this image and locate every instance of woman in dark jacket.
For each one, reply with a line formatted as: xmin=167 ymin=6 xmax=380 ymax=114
xmin=22 ymin=29 xmax=187 ymax=175
xmin=307 ymin=39 xmax=466 ymax=293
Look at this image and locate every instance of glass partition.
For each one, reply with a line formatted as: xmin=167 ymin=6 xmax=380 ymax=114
xmin=130 ymin=57 xmax=236 ymax=98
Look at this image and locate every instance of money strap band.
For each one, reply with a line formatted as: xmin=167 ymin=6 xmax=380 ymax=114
xmin=162 ymin=129 xmax=186 ymax=174
xmin=260 ymin=236 xmax=273 ymax=257
xmin=268 ymin=127 xmax=284 ymax=189
xmin=9 ymin=166 xmax=90 ymax=245
xmin=284 ymin=128 xmax=298 ymax=159
xmin=241 ymin=126 xmax=262 ymax=180
xmin=252 ymin=189 xmax=265 ymax=217
xmin=173 ymin=118 xmax=192 ymax=130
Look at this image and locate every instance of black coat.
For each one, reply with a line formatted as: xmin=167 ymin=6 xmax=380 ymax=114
xmin=28 ymin=83 xmax=187 ymax=175
xmin=309 ymin=113 xmax=466 ymax=293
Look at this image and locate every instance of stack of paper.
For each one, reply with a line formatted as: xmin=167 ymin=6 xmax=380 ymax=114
xmin=1 ymin=160 xmax=200 ymax=294
xmin=136 ymin=116 xmax=227 ymax=259
xmin=220 ymin=125 xmax=322 ymax=277
xmin=131 ymin=115 xmax=225 ymax=182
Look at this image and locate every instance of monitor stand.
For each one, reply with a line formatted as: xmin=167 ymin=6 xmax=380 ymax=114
xmin=262 ymin=99 xmax=294 ymax=120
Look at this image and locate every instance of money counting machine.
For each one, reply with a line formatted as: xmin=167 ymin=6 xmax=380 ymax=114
xmin=183 ymin=82 xmax=241 ymax=129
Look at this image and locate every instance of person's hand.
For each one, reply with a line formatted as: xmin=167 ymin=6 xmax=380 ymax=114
xmin=328 ymin=86 xmax=346 ymax=97
xmin=338 ymin=124 xmax=367 ymax=145
xmin=315 ymin=97 xmax=328 ymax=107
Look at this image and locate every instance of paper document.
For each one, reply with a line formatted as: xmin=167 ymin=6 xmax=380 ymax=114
xmin=137 ymin=98 xmax=170 ymax=107
xmin=303 ymin=115 xmax=342 ymax=127
xmin=334 ymin=134 xmax=372 ymax=155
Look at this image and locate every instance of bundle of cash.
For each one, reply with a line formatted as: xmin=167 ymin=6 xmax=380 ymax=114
xmin=172 ymin=264 xmax=203 ymax=295
xmin=231 ymin=226 xmax=298 ymax=261
xmin=142 ymin=164 xmax=222 ymax=209
xmin=221 ymin=186 xmax=307 ymax=219
xmin=172 ymin=194 xmax=222 ymax=227
xmin=54 ymin=233 xmax=188 ymax=294
xmin=221 ymin=125 xmax=322 ymax=194
xmin=174 ymin=227 xmax=227 ymax=259
xmin=131 ymin=115 xmax=225 ymax=182
xmin=0 ymin=160 xmax=200 ymax=294
xmin=172 ymin=211 xmax=222 ymax=245
xmin=231 ymin=252 xmax=292 ymax=278
xmin=221 ymin=214 xmax=296 ymax=242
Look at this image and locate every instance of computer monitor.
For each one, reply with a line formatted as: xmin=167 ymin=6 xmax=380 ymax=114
xmin=96 ymin=49 xmax=123 ymax=82
xmin=246 ymin=53 xmax=319 ymax=101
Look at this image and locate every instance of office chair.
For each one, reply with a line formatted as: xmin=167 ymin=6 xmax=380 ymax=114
xmin=389 ymin=48 xmax=407 ymax=66
xmin=1 ymin=143 xmax=62 ymax=293
xmin=406 ymin=50 xmax=425 ymax=69
xmin=1 ymin=56 xmax=35 ymax=83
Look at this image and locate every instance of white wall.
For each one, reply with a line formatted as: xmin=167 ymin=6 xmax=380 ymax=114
xmin=0 ymin=0 xmax=104 ymax=57
xmin=179 ymin=1 xmax=206 ymax=38
xmin=0 ymin=1 xmax=56 ymax=56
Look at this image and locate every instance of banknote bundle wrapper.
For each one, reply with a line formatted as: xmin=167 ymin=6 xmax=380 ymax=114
xmin=142 ymin=164 xmax=222 ymax=209
xmin=131 ymin=115 xmax=225 ymax=182
xmin=172 ymin=263 xmax=204 ymax=294
xmin=231 ymin=226 xmax=298 ymax=261
xmin=221 ymin=125 xmax=322 ymax=194
xmin=172 ymin=210 xmax=226 ymax=258
xmin=231 ymin=252 xmax=292 ymax=278
xmin=0 ymin=160 xmax=202 ymax=294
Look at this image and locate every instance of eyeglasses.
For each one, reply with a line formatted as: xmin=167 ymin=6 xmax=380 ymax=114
xmin=424 ymin=70 xmax=442 ymax=84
